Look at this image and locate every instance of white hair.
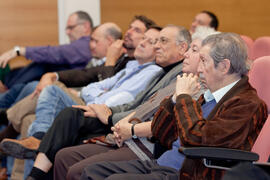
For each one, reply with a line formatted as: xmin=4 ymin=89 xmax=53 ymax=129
xmin=192 ymin=26 xmax=220 ymax=41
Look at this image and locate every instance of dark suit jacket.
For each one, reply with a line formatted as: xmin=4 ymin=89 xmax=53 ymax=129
xmin=152 ymin=75 xmax=268 ymax=180
xmin=111 ymin=62 xmax=183 ymax=124
xmin=57 ymin=56 xmax=132 ymax=87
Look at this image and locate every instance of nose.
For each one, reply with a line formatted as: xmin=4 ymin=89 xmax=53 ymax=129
xmin=140 ymin=39 xmax=147 ymax=47
xmin=90 ymin=41 xmax=96 ymax=49
xmin=126 ymin=28 xmax=134 ymax=36
xmin=66 ymin=29 xmax=70 ymax=35
xmin=192 ymin=21 xmax=198 ymax=27
xmin=154 ymin=40 xmax=161 ymax=50
xmin=197 ymin=60 xmax=203 ymax=73
xmin=184 ymin=49 xmax=190 ymax=58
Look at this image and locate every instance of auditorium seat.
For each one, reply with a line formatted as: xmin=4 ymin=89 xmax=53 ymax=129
xmin=248 ymin=56 xmax=270 ymax=112
xmin=251 ymin=115 xmax=270 ymax=162
xmin=251 ymin=37 xmax=270 ymax=60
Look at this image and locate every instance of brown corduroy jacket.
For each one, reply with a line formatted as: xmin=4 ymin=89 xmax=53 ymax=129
xmin=152 ymin=75 xmax=268 ymax=180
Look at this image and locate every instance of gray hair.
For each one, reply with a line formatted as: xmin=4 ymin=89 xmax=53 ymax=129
xmin=192 ymin=26 xmax=220 ymax=41
xmin=165 ymin=25 xmax=192 ymax=46
xmin=74 ymin=11 xmax=93 ymax=29
xmin=202 ymin=32 xmax=248 ymax=76
xmin=105 ymin=24 xmax=122 ymax=40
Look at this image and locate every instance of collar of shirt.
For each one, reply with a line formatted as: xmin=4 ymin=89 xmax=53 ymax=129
xmin=125 ymin=60 xmax=155 ymax=72
xmin=203 ymin=89 xmax=215 ymax=102
xmin=91 ymin=57 xmax=106 ymax=67
xmin=210 ymin=79 xmax=240 ymax=103
xmin=162 ymin=60 xmax=183 ymax=73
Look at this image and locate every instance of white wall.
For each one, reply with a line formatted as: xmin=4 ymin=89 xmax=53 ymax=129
xmin=57 ymin=0 xmax=100 ymax=44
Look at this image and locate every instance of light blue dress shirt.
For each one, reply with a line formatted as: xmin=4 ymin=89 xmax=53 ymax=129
xmin=80 ymin=60 xmax=162 ymax=106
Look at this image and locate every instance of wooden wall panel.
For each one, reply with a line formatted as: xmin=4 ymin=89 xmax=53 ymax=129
xmin=100 ymin=0 xmax=270 ymax=40
xmin=0 ymin=0 xmax=57 ymax=52
xmin=0 ymin=0 xmax=58 ymax=68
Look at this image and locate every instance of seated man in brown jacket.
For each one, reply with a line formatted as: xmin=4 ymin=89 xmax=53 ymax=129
xmin=80 ymin=32 xmax=268 ymax=180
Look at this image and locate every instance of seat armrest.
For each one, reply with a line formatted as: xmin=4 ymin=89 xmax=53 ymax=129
xmin=179 ymin=147 xmax=259 ymax=162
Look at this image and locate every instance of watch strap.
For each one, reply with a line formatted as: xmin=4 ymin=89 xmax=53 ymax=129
xmin=14 ymin=46 xmax=20 ymax=56
xmin=131 ymin=124 xmax=137 ymax=139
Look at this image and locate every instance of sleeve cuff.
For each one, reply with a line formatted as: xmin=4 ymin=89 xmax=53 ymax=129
xmin=108 ymin=115 xmax=113 ymax=127
xmin=54 ymin=72 xmax=59 ymax=81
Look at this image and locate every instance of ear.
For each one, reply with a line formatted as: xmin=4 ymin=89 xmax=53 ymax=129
xmin=106 ymin=36 xmax=114 ymax=45
xmin=178 ymin=42 xmax=188 ymax=56
xmin=218 ymin=59 xmax=231 ymax=74
xmin=83 ymin=22 xmax=91 ymax=32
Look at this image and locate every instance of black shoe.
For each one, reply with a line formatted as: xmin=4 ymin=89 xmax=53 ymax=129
xmin=0 ymin=137 xmax=38 ymax=159
xmin=0 ymin=109 xmax=8 ymax=126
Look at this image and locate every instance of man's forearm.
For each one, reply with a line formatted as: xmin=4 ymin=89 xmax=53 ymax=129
xmin=133 ymin=121 xmax=152 ymax=138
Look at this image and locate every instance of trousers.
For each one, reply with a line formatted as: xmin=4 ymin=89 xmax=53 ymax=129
xmin=54 ymin=144 xmax=138 ymax=180
xmin=38 ymin=107 xmax=111 ymax=164
xmin=80 ymin=159 xmax=178 ymax=180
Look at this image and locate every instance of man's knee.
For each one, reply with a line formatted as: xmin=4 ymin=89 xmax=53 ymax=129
xmin=40 ymin=85 xmax=59 ymax=97
xmin=25 ymin=81 xmax=38 ymax=91
xmin=66 ymin=162 xmax=85 ymax=180
xmin=58 ymin=107 xmax=83 ymax=119
xmin=55 ymin=148 xmax=69 ymax=167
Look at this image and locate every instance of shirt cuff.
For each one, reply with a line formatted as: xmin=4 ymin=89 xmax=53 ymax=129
xmin=171 ymin=94 xmax=176 ymax=104
xmin=54 ymin=72 xmax=59 ymax=81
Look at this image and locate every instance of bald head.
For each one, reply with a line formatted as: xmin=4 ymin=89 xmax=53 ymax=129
xmin=90 ymin=23 xmax=122 ymax=59
xmin=100 ymin=22 xmax=122 ymax=41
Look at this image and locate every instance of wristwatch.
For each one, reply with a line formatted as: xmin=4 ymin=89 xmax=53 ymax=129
xmin=14 ymin=46 xmax=20 ymax=56
xmin=131 ymin=124 xmax=137 ymax=139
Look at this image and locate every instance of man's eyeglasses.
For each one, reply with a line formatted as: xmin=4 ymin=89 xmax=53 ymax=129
xmin=157 ymin=37 xmax=170 ymax=45
xmin=65 ymin=23 xmax=84 ymax=31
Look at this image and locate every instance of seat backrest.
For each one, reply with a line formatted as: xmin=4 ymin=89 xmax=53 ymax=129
xmin=240 ymin=35 xmax=253 ymax=59
xmin=248 ymin=56 xmax=270 ymax=113
xmin=251 ymin=36 xmax=270 ymax=60
xmin=251 ymin=115 xmax=270 ymax=162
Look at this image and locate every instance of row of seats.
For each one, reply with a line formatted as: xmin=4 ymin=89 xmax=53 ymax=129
xmin=248 ymin=56 xmax=270 ymax=163
xmin=241 ymin=36 xmax=270 ymax=60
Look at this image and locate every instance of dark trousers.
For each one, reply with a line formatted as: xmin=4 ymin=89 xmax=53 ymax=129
xmin=0 ymin=83 xmax=25 ymax=108
xmin=54 ymin=144 xmax=138 ymax=180
xmin=38 ymin=107 xmax=111 ymax=163
xmin=4 ymin=62 xmax=69 ymax=88
xmin=80 ymin=159 xmax=179 ymax=180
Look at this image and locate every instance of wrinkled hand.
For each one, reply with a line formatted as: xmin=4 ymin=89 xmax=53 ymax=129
xmin=0 ymin=49 xmax=16 ymax=68
xmin=105 ymin=40 xmax=127 ymax=66
xmin=111 ymin=120 xmax=133 ymax=147
xmin=112 ymin=123 xmax=122 ymax=147
xmin=88 ymin=104 xmax=112 ymax=124
xmin=32 ymin=73 xmax=57 ymax=98
xmin=175 ymin=73 xmax=201 ymax=97
xmin=72 ymin=105 xmax=97 ymax=117
xmin=111 ymin=112 xmax=135 ymax=146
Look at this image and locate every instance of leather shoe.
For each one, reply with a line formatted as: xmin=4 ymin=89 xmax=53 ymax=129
xmin=0 ymin=136 xmax=40 ymax=159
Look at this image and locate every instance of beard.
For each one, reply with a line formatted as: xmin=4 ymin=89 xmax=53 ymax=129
xmin=123 ymin=34 xmax=136 ymax=50
xmin=123 ymin=42 xmax=135 ymax=51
